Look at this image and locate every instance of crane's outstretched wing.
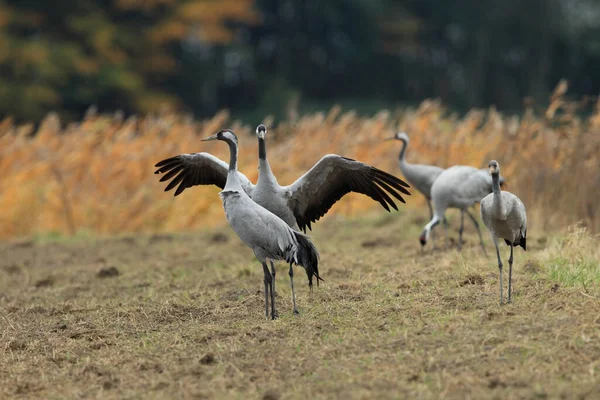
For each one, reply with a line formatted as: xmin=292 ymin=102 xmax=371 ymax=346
xmin=154 ymin=152 xmax=255 ymax=196
xmin=284 ymin=154 xmax=411 ymax=232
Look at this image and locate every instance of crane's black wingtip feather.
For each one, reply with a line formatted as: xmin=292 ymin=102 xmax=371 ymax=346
xmin=155 ymin=156 xmax=178 ymax=168
xmin=372 ymin=167 xmax=411 ymax=189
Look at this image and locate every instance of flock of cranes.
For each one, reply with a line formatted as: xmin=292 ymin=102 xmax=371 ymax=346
xmin=154 ymin=126 xmax=527 ymax=319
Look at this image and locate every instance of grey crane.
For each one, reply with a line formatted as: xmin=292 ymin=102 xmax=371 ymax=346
xmin=480 ymin=160 xmax=527 ymax=304
xmin=418 ymin=165 xmax=502 ymax=255
xmin=198 ymin=129 xmax=321 ymax=319
xmin=155 ymin=125 xmax=411 ymax=233
xmin=384 ymin=131 xmax=443 ymax=219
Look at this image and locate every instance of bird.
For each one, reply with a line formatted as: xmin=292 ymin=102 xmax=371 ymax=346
xmin=418 ymin=165 xmax=504 ymax=255
xmin=384 ymin=131 xmax=443 ymax=220
xmin=197 ymin=129 xmax=322 ymax=319
xmin=480 ymin=160 xmax=527 ymax=304
xmin=250 ymin=124 xmax=411 ymax=232
xmin=155 ymin=124 xmax=410 ymax=233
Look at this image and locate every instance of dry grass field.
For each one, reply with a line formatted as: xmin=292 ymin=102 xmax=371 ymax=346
xmin=1 ymin=211 xmax=599 ymax=399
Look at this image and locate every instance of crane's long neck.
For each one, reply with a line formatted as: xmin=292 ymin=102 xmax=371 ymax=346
xmin=398 ymin=138 xmax=408 ymax=164
xmin=224 ymin=140 xmax=243 ymax=192
xmin=257 ymin=137 xmax=278 ymax=186
xmin=491 ymin=172 xmax=504 ymax=216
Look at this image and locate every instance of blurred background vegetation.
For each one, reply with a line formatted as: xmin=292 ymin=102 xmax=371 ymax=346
xmin=1 ymin=0 xmax=599 ymax=122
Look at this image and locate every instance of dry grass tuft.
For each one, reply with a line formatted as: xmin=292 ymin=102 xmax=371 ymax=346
xmin=1 ymin=82 xmax=599 ymax=239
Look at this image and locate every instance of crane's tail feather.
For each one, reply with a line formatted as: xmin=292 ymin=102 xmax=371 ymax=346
xmin=504 ymin=236 xmax=526 ymax=251
xmin=293 ymin=231 xmax=323 ymax=288
xmin=519 ymin=236 xmax=526 ymax=251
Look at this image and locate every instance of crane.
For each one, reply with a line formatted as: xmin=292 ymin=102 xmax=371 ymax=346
xmin=198 ymin=129 xmax=321 ymax=319
xmin=384 ymin=131 xmax=443 ymax=220
xmin=480 ymin=160 xmax=527 ymax=304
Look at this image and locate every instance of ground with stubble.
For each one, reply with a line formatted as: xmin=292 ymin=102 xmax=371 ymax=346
xmin=1 ymin=211 xmax=599 ymax=399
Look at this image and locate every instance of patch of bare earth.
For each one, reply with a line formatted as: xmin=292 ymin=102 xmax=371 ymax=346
xmin=1 ymin=212 xmax=599 ymax=399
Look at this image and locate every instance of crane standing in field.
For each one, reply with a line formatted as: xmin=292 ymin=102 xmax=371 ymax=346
xmin=198 ymin=129 xmax=321 ymax=319
xmin=480 ymin=160 xmax=527 ymax=304
xmin=418 ymin=165 xmax=505 ymax=255
xmin=384 ymin=132 xmax=443 ymax=220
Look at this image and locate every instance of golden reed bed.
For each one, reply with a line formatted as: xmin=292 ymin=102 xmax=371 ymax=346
xmin=1 ymin=82 xmax=598 ymax=239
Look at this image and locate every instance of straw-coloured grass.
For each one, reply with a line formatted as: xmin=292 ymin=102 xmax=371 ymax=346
xmin=0 ymin=81 xmax=598 ymax=239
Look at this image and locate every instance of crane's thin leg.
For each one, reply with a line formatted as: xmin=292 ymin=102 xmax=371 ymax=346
xmin=289 ymin=263 xmax=299 ymax=315
xmin=492 ymin=236 xmax=503 ymax=305
xmin=262 ymin=262 xmax=272 ymax=319
xmin=466 ymin=209 xmax=488 ymax=257
xmin=427 ymin=200 xmax=442 ymax=250
xmin=508 ymin=245 xmax=514 ymax=304
xmin=427 ymin=199 xmax=434 ymax=221
xmin=270 ymin=260 xmax=277 ymax=319
xmin=458 ymin=210 xmax=465 ymax=250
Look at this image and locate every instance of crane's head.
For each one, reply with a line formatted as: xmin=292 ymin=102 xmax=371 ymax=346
xmin=488 ymin=160 xmax=500 ymax=175
xmin=384 ymin=131 xmax=409 ymax=143
xmin=201 ymin=129 xmax=238 ymax=144
xmin=255 ymin=124 xmax=267 ymax=140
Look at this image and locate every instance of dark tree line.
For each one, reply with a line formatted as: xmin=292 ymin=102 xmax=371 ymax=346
xmin=1 ymin=0 xmax=599 ymax=121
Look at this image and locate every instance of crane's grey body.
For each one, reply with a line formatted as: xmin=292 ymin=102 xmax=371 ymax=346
xmin=419 ymin=165 xmax=502 ymax=254
xmin=179 ymin=129 xmax=321 ymax=319
xmin=220 ymin=189 xmax=297 ymax=263
xmin=403 ymin=163 xmax=443 ymax=202
xmin=480 ymin=160 xmax=527 ymax=304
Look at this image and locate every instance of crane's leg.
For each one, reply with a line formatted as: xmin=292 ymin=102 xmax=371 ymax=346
xmin=270 ymin=260 xmax=277 ymax=319
xmin=458 ymin=210 xmax=465 ymax=250
xmin=466 ymin=209 xmax=488 ymax=257
xmin=420 ymin=215 xmax=440 ymax=250
xmin=492 ymin=236 xmax=503 ymax=305
xmin=289 ymin=263 xmax=299 ymax=315
xmin=427 ymin=199 xmax=434 ymax=221
xmin=262 ymin=262 xmax=272 ymax=319
xmin=508 ymin=245 xmax=514 ymax=303
xmin=427 ymin=200 xmax=436 ymax=250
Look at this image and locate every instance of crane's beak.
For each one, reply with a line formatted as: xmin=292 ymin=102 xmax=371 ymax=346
xmin=383 ymin=136 xmax=396 ymax=141
xmin=201 ymin=134 xmax=219 ymax=142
